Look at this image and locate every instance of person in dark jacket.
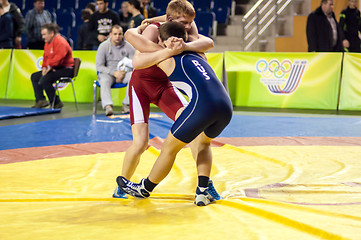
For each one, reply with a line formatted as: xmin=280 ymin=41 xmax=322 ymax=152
xmin=306 ymin=0 xmax=347 ymax=52
xmin=0 ymin=2 xmax=13 ymax=49
xmin=119 ymin=1 xmax=132 ymax=32
xmin=128 ymin=0 xmax=144 ymax=28
xmin=140 ymin=0 xmax=158 ymax=19
xmin=77 ymin=9 xmax=93 ymax=50
xmin=88 ymin=0 xmax=120 ymax=49
xmin=339 ymin=0 xmax=361 ymax=52
xmin=0 ymin=0 xmax=25 ymax=48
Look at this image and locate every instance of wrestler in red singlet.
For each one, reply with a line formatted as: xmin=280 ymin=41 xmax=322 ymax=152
xmin=128 ymin=25 xmax=188 ymax=125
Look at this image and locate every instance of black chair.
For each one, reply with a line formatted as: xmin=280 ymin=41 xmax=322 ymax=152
xmin=52 ymin=58 xmax=81 ymax=110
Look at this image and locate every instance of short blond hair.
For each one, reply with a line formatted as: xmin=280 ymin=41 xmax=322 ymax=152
xmin=166 ymin=0 xmax=195 ymax=21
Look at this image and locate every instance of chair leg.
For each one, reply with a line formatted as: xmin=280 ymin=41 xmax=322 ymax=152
xmin=52 ymin=82 xmax=58 ymax=109
xmin=71 ymin=81 xmax=78 ymax=111
xmin=93 ymin=80 xmax=97 ymax=115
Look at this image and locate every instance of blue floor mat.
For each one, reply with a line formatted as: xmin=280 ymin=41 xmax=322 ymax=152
xmin=1 ymin=113 xmax=361 ymax=150
xmin=0 ymin=106 xmax=61 ymax=120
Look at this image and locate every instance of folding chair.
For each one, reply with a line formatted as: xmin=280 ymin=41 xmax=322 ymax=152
xmin=52 ymin=57 xmax=81 ymax=110
xmin=92 ymin=80 xmax=127 ymax=115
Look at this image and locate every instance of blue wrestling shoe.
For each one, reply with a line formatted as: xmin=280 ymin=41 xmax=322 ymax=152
xmin=112 ymin=185 xmax=127 ymax=199
xmin=208 ymin=180 xmax=223 ymax=200
xmin=194 ymin=186 xmax=216 ymax=206
xmin=116 ymin=176 xmax=150 ymax=199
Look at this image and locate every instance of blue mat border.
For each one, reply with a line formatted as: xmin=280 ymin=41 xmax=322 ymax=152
xmin=1 ymin=113 xmax=361 ymax=150
xmin=0 ymin=106 xmax=61 ymax=120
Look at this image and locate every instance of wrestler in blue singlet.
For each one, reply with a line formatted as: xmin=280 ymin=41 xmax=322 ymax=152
xmin=168 ymin=52 xmax=233 ymax=143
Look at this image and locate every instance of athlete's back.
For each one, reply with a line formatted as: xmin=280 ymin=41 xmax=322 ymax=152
xmin=167 ymin=52 xmax=233 ymax=143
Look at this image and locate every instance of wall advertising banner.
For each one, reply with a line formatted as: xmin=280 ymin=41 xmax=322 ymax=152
xmin=205 ymin=52 xmax=223 ymax=82
xmin=7 ymin=49 xmax=43 ymax=100
xmin=338 ymin=53 xmax=361 ymax=111
xmin=0 ymin=50 xmax=12 ymax=99
xmin=72 ymin=51 xmax=127 ymax=106
xmin=5 ymin=50 xmax=223 ymax=106
xmin=225 ymin=52 xmax=342 ymax=110
xmin=6 ymin=50 xmax=128 ymax=105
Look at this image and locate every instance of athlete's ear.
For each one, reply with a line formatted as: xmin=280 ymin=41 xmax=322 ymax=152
xmin=158 ymin=35 xmax=164 ymax=46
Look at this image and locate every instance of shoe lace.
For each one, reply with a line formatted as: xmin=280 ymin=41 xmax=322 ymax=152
xmin=208 ymin=183 xmax=221 ymax=199
xmin=125 ymin=180 xmax=141 ymax=190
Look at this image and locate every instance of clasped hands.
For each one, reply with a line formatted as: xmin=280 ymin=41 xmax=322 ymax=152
xmin=113 ymin=70 xmax=126 ymax=83
xmin=42 ymin=66 xmax=54 ymax=76
xmin=164 ymin=37 xmax=186 ymax=56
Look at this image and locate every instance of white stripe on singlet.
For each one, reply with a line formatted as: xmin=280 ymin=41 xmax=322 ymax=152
xmin=131 ymin=86 xmax=145 ymax=124
xmin=172 ymin=85 xmax=189 ymax=107
xmin=171 ymin=54 xmax=199 ymax=137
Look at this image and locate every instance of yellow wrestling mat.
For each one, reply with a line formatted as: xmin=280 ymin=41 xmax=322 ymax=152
xmin=1 ymin=145 xmax=361 ymax=239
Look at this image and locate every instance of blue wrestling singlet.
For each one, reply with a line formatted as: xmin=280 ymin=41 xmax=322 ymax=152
xmin=168 ymin=52 xmax=233 ymax=143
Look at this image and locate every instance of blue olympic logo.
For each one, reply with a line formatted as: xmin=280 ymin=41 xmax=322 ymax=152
xmin=36 ymin=57 xmax=43 ymax=70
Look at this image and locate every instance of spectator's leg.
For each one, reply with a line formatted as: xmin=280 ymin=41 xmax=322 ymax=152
xmin=40 ymin=68 xmax=73 ymax=104
xmin=98 ymin=72 xmax=115 ymax=109
xmin=30 ymin=71 xmax=46 ymax=101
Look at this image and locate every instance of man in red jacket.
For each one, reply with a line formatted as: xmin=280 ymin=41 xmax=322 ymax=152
xmin=30 ymin=23 xmax=74 ymax=108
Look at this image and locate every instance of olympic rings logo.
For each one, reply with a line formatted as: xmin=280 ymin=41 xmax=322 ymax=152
xmin=256 ymin=59 xmax=293 ymax=79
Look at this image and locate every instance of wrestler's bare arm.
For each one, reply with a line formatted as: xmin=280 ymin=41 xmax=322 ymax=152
xmin=125 ymin=22 xmax=213 ymax=53
xmin=132 ymin=48 xmax=174 ymax=76
xmin=184 ymin=21 xmax=214 ymax=53
xmin=124 ymin=25 xmax=161 ymax=52
xmin=132 ymin=37 xmax=184 ymax=72
xmin=142 ymin=15 xmax=167 ymax=25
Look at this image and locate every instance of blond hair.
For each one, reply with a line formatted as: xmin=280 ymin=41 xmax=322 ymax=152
xmin=166 ymin=0 xmax=195 ymax=21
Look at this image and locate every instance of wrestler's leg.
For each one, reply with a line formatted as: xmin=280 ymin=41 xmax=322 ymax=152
xmin=147 ymin=132 xmax=186 ymax=184
xmin=121 ymin=123 xmax=149 ymax=179
xmin=189 ymin=132 xmax=213 ymax=178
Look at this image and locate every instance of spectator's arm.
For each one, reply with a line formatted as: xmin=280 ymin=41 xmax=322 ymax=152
xmin=359 ymin=10 xmax=361 ymax=32
xmin=24 ymin=12 xmax=34 ymax=39
xmin=306 ymin=14 xmax=317 ymax=52
xmin=87 ymin=15 xmax=99 ymax=44
xmin=339 ymin=11 xmax=346 ymax=34
xmin=46 ymin=38 xmax=69 ymax=67
xmin=12 ymin=7 xmax=25 ymax=37
xmin=0 ymin=17 xmax=13 ymax=42
xmin=337 ymin=16 xmax=346 ymax=43
xmin=95 ymin=43 xmax=113 ymax=75
xmin=113 ymin=12 xmax=120 ymax=25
